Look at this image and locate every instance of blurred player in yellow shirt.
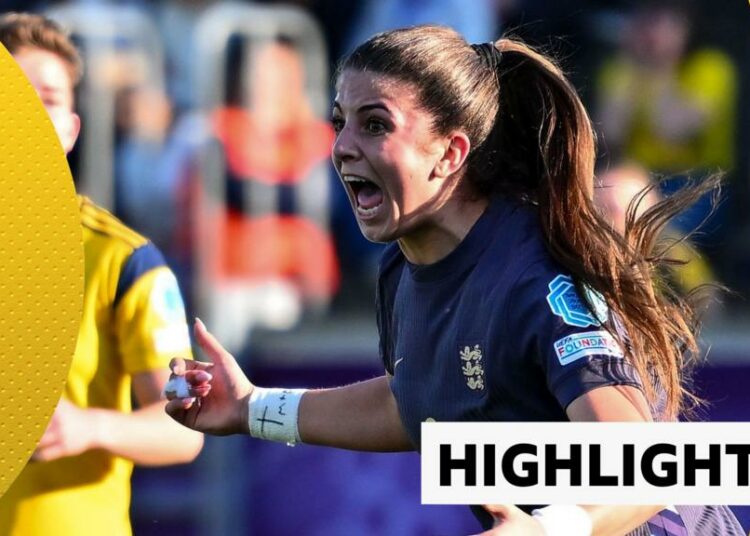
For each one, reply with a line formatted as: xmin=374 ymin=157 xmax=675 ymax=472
xmin=595 ymin=1 xmax=736 ymax=173
xmin=0 ymin=13 xmax=203 ymax=536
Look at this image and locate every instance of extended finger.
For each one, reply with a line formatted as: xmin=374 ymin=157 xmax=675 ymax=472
xmin=194 ymin=318 xmax=235 ymax=367
xmin=185 ymin=369 xmax=212 ymax=385
xmin=169 ymin=357 xmax=213 ymax=374
xmin=185 ymin=370 xmax=212 ymax=397
xmin=164 ymin=371 xmax=212 ymax=399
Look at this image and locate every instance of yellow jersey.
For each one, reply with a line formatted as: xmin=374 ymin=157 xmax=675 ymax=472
xmin=598 ymin=49 xmax=737 ymax=172
xmin=0 ymin=196 xmax=192 ymax=535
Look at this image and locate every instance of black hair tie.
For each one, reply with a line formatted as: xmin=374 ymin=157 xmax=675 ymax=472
xmin=470 ymin=42 xmax=502 ymax=70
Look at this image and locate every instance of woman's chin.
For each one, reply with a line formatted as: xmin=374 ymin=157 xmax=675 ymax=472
xmin=357 ymin=220 xmax=394 ymax=244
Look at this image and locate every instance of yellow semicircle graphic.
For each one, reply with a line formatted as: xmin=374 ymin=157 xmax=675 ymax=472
xmin=0 ymin=44 xmax=83 ymax=497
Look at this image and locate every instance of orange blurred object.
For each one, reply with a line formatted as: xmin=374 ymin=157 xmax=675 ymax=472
xmin=211 ymin=107 xmax=334 ymax=185
xmin=204 ymin=211 xmax=339 ymax=301
xmin=191 ymin=40 xmax=340 ymax=304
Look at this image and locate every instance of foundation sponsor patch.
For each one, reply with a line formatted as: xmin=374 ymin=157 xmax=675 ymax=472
xmin=553 ymin=330 xmax=624 ymax=365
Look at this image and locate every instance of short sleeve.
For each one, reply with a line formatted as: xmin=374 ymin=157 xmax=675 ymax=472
xmin=504 ymin=260 xmax=642 ymax=410
xmin=113 ymin=243 xmax=192 ymax=373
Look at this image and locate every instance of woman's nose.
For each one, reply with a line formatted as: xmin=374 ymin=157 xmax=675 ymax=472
xmin=332 ymin=125 xmax=360 ymax=163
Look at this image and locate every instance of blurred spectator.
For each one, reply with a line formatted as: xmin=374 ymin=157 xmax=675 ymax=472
xmin=596 ymin=0 xmax=737 ymax=173
xmin=112 ymin=50 xmax=176 ymax=249
xmin=595 ymin=0 xmax=737 ymax=255
xmin=207 ymin=39 xmax=339 ymax=301
xmin=594 ymin=163 xmax=717 ymax=296
xmin=159 ymin=38 xmax=339 ymax=337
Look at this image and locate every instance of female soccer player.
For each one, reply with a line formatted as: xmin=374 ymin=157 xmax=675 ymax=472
xmin=166 ymin=26 xmax=742 ymax=535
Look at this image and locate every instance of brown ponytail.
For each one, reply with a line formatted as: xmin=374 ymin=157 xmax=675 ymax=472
xmin=482 ymin=39 xmax=717 ymax=419
xmin=341 ymin=25 xmax=712 ymax=420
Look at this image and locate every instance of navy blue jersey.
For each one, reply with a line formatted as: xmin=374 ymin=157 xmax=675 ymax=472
xmin=376 ymin=196 xmax=743 ymax=535
xmin=378 ymin=196 xmax=638 ymax=446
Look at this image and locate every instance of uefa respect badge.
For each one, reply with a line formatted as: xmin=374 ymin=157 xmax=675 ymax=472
xmin=0 ymin=44 xmax=83 ymax=496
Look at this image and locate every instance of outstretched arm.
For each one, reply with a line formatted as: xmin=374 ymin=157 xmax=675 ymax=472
xmin=33 ymin=369 xmax=203 ymax=465
xmin=299 ymin=375 xmax=411 ymax=451
xmin=165 ymin=319 xmax=413 ymax=452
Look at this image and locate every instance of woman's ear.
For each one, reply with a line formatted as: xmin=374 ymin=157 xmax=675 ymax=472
xmin=434 ymin=131 xmax=471 ymax=179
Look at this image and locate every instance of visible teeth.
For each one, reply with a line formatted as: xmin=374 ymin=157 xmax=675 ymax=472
xmin=357 ymin=205 xmax=380 ymax=216
xmin=344 ymin=175 xmax=367 ymax=183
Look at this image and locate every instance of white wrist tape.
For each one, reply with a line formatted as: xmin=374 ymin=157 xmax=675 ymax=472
xmin=248 ymin=387 xmax=307 ymax=445
xmin=531 ymin=505 xmax=593 ymax=536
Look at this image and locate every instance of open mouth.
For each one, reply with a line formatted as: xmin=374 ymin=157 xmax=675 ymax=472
xmin=343 ymin=175 xmax=384 ymax=217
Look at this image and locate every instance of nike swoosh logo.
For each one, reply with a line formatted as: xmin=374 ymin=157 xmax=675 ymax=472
xmin=394 ymin=358 xmax=404 ymax=369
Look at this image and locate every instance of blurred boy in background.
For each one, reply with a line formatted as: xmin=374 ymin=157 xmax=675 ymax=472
xmin=0 ymin=12 xmax=202 ymax=536
xmin=594 ymin=163 xmax=717 ymax=296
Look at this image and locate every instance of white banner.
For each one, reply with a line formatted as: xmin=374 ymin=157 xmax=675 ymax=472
xmin=421 ymin=422 xmax=750 ymax=505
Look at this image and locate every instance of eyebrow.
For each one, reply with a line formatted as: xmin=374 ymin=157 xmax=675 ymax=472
xmin=332 ymin=101 xmax=391 ymax=114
